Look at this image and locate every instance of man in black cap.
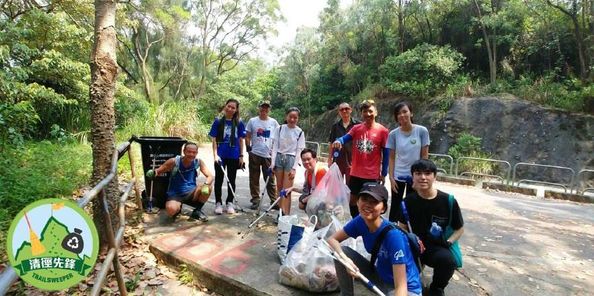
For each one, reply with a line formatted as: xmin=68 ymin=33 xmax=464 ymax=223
xmin=245 ymin=100 xmax=280 ymax=209
xmin=327 ymin=182 xmax=422 ymax=296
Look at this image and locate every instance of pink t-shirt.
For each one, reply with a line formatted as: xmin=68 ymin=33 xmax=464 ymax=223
xmin=347 ymin=123 xmax=389 ymax=179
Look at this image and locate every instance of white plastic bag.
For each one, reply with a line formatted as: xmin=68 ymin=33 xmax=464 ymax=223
xmin=277 ymin=214 xmax=317 ymax=264
xmin=305 ymin=163 xmax=351 ymax=228
xmin=278 ymin=217 xmax=342 ymax=292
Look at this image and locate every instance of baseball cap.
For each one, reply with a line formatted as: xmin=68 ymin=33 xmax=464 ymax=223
xmin=359 ymin=182 xmax=389 ymax=202
xmin=259 ymin=100 xmax=271 ymax=107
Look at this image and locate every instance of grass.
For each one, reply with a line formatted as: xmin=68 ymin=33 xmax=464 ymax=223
xmin=0 ymin=140 xmax=92 ymax=260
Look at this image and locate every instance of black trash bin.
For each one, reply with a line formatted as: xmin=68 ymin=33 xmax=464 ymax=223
xmin=135 ymin=136 xmax=187 ymax=209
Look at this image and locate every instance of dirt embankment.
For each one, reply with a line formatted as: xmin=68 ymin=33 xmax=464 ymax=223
xmin=307 ymin=95 xmax=594 ymax=184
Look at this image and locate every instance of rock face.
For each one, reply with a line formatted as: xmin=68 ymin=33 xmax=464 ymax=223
xmin=308 ymin=96 xmax=594 ymax=187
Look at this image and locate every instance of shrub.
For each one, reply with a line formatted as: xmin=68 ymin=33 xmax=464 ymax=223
xmin=448 ymin=133 xmax=497 ymax=178
xmin=0 ymin=141 xmax=91 ymax=259
xmin=380 ymin=44 xmax=465 ymax=97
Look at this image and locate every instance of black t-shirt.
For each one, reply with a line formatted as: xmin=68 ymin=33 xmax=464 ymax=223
xmin=397 ymin=190 xmax=464 ymax=247
xmin=328 ymin=118 xmax=359 ymax=166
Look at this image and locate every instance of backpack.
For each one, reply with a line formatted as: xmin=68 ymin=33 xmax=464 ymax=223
xmin=370 ymin=223 xmax=423 ymax=273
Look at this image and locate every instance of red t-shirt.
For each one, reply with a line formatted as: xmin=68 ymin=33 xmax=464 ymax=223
xmin=305 ymin=163 xmax=328 ymax=192
xmin=347 ymin=123 xmax=388 ymax=179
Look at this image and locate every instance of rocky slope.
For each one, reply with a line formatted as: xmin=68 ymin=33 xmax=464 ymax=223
xmin=307 ymin=96 xmax=594 ymax=187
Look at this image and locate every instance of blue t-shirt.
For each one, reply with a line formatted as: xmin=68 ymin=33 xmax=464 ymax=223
xmin=343 ymin=216 xmax=422 ymax=294
xmin=208 ymin=118 xmax=246 ymax=159
xmin=167 ymin=156 xmax=199 ymax=197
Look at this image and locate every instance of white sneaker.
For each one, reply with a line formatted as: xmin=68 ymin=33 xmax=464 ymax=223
xmin=226 ymin=202 xmax=236 ymax=214
xmin=214 ymin=202 xmax=223 ymax=215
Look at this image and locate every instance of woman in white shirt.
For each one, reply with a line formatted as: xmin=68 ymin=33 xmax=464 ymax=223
xmin=270 ymin=107 xmax=306 ymax=215
xmin=387 ymin=102 xmax=430 ymax=222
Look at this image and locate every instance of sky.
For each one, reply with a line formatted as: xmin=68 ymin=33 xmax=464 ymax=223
xmin=260 ymin=0 xmax=353 ymax=64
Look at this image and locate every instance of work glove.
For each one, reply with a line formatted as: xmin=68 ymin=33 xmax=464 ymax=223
xmin=146 ymin=169 xmax=156 ymax=178
xmin=280 ymin=189 xmax=288 ymax=198
xmin=265 ymin=167 xmax=273 ymax=177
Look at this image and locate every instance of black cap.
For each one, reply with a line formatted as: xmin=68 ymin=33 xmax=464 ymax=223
xmin=359 ymin=182 xmax=389 ymax=202
xmin=258 ymin=100 xmax=271 ymax=107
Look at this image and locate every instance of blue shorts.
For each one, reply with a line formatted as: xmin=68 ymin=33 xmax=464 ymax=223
xmin=274 ymin=153 xmax=296 ymax=171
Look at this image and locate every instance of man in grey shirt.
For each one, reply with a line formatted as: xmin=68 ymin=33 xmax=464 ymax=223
xmin=246 ymin=100 xmax=280 ymax=209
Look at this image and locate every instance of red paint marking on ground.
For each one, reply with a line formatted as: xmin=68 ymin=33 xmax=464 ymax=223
xmin=206 ymin=239 xmax=259 ymax=276
xmin=176 ymin=238 xmax=224 ymax=262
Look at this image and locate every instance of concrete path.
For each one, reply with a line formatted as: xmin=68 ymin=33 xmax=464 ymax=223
xmin=144 ymin=148 xmax=594 ymax=295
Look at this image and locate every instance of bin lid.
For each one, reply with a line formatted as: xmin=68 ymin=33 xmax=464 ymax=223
xmin=134 ymin=136 xmax=187 ymax=144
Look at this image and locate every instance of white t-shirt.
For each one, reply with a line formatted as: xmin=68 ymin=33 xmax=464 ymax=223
xmin=246 ymin=116 xmax=279 ymax=158
xmin=270 ymin=124 xmax=306 ymax=169
xmin=386 ymin=124 xmax=430 ymax=178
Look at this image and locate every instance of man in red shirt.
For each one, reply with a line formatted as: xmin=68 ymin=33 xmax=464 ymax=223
xmin=332 ymin=99 xmax=389 ymax=217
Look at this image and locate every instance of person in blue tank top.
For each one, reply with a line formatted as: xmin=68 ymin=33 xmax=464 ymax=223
xmin=327 ymin=182 xmax=422 ymax=296
xmin=146 ymin=142 xmax=213 ymax=222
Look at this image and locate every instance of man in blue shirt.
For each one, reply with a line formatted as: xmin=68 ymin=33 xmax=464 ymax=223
xmin=146 ymin=142 xmax=213 ymax=222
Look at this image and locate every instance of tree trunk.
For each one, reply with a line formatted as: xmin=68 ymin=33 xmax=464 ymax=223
xmin=90 ymin=0 xmax=119 ymax=247
xmin=473 ymin=0 xmax=497 ymax=84
xmin=398 ymin=0 xmax=405 ymax=53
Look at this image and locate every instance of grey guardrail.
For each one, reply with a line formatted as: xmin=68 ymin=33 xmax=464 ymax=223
xmin=455 ymin=156 xmax=511 ymax=184
xmin=512 ymin=162 xmax=575 ymax=193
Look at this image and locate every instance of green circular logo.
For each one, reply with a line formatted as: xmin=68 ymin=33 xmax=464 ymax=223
xmin=6 ymin=198 xmax=99 ymax=291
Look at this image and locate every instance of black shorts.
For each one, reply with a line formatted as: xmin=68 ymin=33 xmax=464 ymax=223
xmin=167 ymin=188 xmax=196 ymax=203
xmin=348 ymin=176 xmax=377 ymax=196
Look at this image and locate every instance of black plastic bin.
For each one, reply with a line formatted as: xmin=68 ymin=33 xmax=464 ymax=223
xmin=134 ymin=136 xmax=187 ymax=209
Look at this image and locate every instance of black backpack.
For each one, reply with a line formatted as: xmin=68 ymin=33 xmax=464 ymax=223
xmin=370 ymin=223 xmax=423 ymax=273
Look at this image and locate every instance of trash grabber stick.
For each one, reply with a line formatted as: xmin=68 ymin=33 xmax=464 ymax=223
xmin=220 ymin=161 xmax=245 ymax=212
xmin=255 ymin=174 xmax=272 ymax=215
xmin=249 ymin=189 xmax=285 ymax=228
xmin=147 ymin=145 xmax=159 ymax=213
xmin=318 ymin=240 xmax=386 ymax=296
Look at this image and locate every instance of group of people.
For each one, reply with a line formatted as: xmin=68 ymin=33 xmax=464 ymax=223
xmin=146 ymin=98 xmax=465 ymax=296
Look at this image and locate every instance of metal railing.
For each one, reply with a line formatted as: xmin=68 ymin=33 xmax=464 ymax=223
xmin=429 ymin=153 xmax=454 ymax=175
xmin=512 ymin=163 xmax=575 ymax=193
xmin=305 ymin=141 xmax=320 ymax=156
xmin=575 ymin=169 xmax=594 ymax=195
xmin=319 ymin=142 xmax=330 ymax=160
xmin=455 ymin=157 xmax=511 ymax=184
xmin=0 ymin=140 xmax=141 ymax=295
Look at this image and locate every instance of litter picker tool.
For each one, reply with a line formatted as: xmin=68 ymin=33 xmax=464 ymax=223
xmin=146 ymin=145 xmax=160 ymax=214
xmin=24 ymin=212 xmax=45 ymax=256
xmin=317 ymin=239 xmax=386 ymax=296
xmin=240 ymin=189 xmax=287 ymax=239
xmin=219 ymin=160 xmax=246 ymax=213
xmin=255 ymin=173 xmax=273 ymax=215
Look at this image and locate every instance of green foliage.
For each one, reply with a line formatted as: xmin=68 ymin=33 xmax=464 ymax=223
xmin=177 ymin=264 xmax=194 ymax=285
xmin=448 ymin=133 xmax=496 ymax=178
xmin=0 ymin=141 xmax=91 ymax=258
xmin=380 ymin=44 xmax=465 ymax=97
xmin=0 ymin=102 xmax=40 ymax=148
xmin=117 ymin=100 xmax=209 ymax=143
xmin=510 ymin=75 xmax=592 ymax=112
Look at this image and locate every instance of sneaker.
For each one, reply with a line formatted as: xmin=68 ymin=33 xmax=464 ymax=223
xmin=189 ymin=209 xmax=209 ymax=222
xmin=249 ymin=202 xmax=260 ymax=210
xmin=214 ymin=202 xmax=223 ymax=215
xmin=226 ymin=202 xmax=236 ymax=214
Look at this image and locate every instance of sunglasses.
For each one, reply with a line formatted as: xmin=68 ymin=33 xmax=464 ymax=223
xmin=339 ymin=107 xmax=351 ymax=111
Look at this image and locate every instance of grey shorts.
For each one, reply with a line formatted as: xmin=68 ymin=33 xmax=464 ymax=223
xmin=167 ymin=188 xmax=196 ymax=203
xmin=274 ymin=153 xmax=296 ymax=171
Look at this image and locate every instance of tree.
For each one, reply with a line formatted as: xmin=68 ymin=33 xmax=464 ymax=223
xmin=186 ymin=0 xmax=281 ymax=98
xmin=544 ymin=0 xmax=591 ymax=80
xmin=90 ymin=0 xmax=118 ymax=245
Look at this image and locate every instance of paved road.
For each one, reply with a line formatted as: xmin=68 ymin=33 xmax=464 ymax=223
xmin=159 ymin=144 xmax=594 ymax=295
